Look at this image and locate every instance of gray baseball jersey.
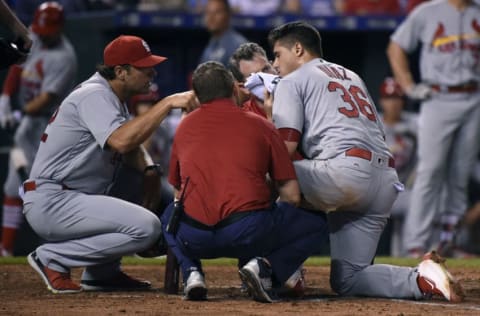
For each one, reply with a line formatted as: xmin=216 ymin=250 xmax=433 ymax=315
xmin=3 ymin=33 xmax=77 ymax=197
xmin=391 ymin=0 xmax=480 ymax=85
xmin=23 ymin=72 xmax=161 ymax=277
xmin=391 ymin=0 xmax=480 ymax=252
xmin=272 ymin=58 xmax=423 ymax=299
xmin=274 ymin=58 xmax=391 ymax=160
xmin=18 ymin=33 xmax=77 ymax=116
xmin=29 ymin=72 xmax=128 ymax=194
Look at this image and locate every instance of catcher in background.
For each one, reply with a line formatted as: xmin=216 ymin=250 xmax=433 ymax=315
xmin=0 ymin=2 xmax=77 ymax=257
xmin=0 ymin=0 xmax=32 ymax=69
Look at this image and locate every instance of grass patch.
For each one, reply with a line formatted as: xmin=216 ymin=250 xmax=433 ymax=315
xmin=0 ymin=257 xmax=28 ymax=265
xmin=2 ymin=256 xmax=480 ymax=268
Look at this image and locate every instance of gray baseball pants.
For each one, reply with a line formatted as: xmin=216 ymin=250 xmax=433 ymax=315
xmin=294 ymin=152 xmax=423 ymax=299
xmin=23 ymin=181 xmax=161 ymax=280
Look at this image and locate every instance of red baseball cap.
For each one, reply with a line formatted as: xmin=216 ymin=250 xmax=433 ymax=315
xmin=31 ymin=2 xmax=64 ymax=36
xmin=103 ymin=35 xmax=167 ymax=67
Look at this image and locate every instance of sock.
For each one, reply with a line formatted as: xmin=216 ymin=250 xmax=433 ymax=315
xmin=1 ymin=196 xmax=23 ymax=255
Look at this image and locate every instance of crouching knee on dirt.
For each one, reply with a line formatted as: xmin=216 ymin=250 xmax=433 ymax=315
xmin=267 ymin=21 xmax=465 ymax=303
xmin=160 ymin=61 xmax=329 ymax=303
xmin=24 ymin=34 xmax=199 ymax=294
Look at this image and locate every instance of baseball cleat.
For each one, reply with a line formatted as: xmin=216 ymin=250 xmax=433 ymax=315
xmin=280 ymin=266 xmax=306 ymax=297
xmin=417 ymin=251 xmax=465 ymax=302
xmin=183 ymin=270 xmax=207 ymax=301
xmin=239 ymin=257 xmax=278 ymax=303
xmin=80 ymin=271 xmax=151 ymax=291
xmin=27 ymin=251 xmax=82 ymax=294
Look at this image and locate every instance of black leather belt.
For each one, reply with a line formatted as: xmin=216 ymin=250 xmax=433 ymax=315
xmin=181 ymin=210 xmax=265 ymax=231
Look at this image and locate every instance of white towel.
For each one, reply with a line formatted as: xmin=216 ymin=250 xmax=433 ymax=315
xmin=244 ymin=72 xmax=280 ymax=101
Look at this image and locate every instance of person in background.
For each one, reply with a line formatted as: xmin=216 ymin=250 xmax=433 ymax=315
xmin=455 ymin=155 xmax=480 ymax=256
xmin=136 ymin=0 xmax=185 ymax=11
xmin=377 ymin=77 xmax=418 ymax=257
xmin=129 ymin=83 xmax=181 ymax=211
xmin=335 ymin=0 xmax=402 ymax=15
xmin=229 ymin=0 xmax=281 ymax=15
xmin=387 ymin=0 xmax=480 ymax=258
xmin=0 ymin=2 xmax=77 ymax=257
xmin=284 ymin=0 xmax=338 ymax=15
xmin=198 ymin=0 xmax=247 ymax=67
xmin=186 ymin=0 xmax=208 ymax=13
xmin=14 ymin=0 xmax=87 ymax=25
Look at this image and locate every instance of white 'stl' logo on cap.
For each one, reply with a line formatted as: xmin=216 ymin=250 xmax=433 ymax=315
xmin=141 ymin=40 xmax=151 ymax=53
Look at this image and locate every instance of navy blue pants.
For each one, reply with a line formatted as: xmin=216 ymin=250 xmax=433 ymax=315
xmin=161 ymin=202 xmax=328 ymax=285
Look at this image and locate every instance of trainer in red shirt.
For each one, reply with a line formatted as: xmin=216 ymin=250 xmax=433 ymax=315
xmin=161 ymin=61 xmax=328 ymax=302
xmin=169 ymin=96 xmax=296 ymax=226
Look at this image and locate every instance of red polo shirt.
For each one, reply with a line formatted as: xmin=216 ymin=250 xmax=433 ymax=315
xmin=242 ymin=97 xmax=267 ymax=118
xmin=169 ymin=98 xmax=296 ymax=225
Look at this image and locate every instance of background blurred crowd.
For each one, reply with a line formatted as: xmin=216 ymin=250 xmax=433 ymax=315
xmin=4 ymin=0 xmax=430 ymax=25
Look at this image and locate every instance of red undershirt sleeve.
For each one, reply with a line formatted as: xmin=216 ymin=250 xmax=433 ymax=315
xmin=278 ymin=128 xmax=304 ymax=160
xmin=2 ymin=65 xmax=22 ymax=96
xmin=278 ymin=127 xmax=301 ymax=142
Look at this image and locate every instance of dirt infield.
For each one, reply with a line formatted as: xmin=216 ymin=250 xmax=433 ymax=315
xmin=1 ymin=263 xmax=480 ymax=315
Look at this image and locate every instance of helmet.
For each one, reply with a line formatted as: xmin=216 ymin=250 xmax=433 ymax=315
xmin=379 ymin=77 xmax=404 ymax=98
xmin=31 ymin=2 xmax=64 ymax=36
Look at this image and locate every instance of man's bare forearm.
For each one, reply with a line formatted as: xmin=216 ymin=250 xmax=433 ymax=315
xmin=108 ymin=91 xmax=197 ymax=154
xmin=386 ymin=41 xmax=415 ymax=90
